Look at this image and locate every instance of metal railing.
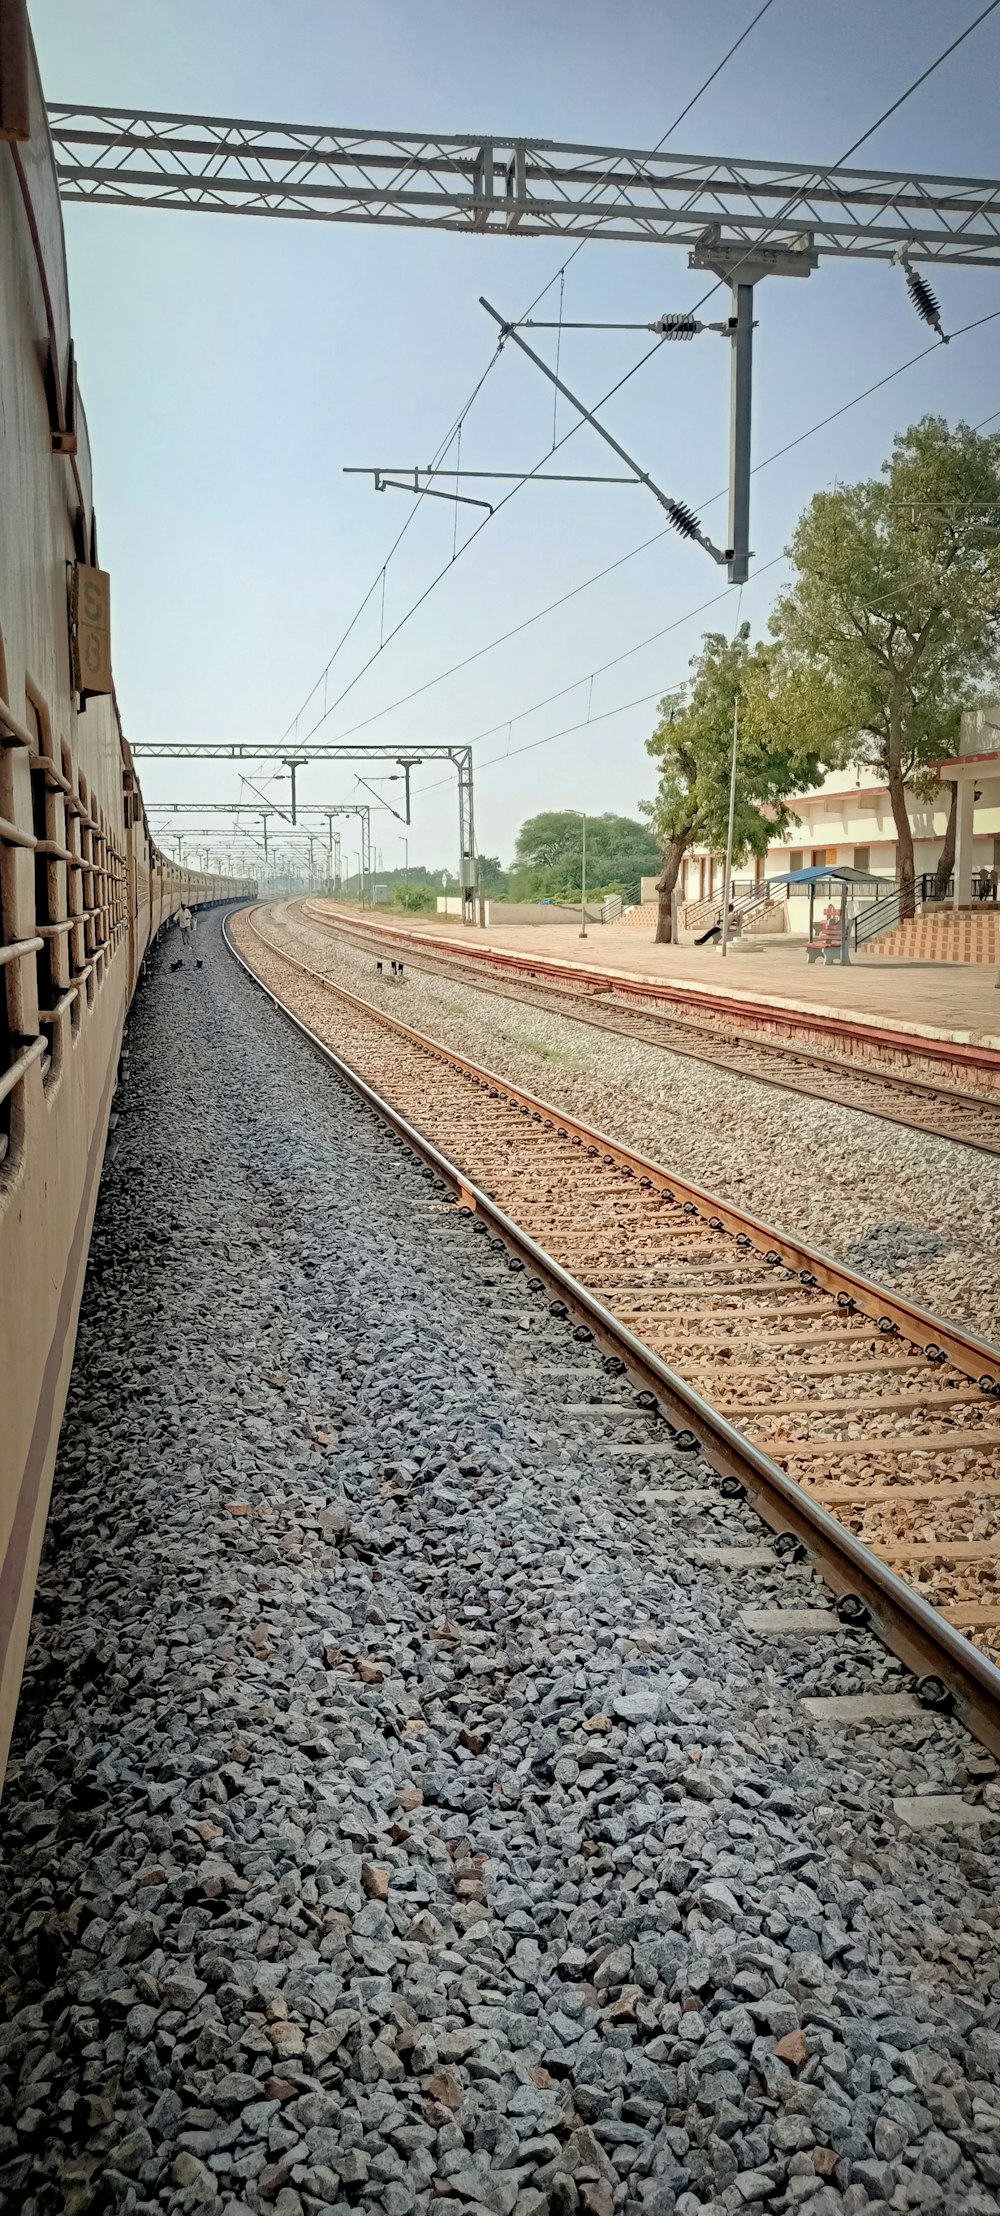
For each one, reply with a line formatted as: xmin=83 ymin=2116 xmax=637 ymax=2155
xmin=681 ymin=878 xmax=759 ymax=939
xmin=920 ymin=870 xmax=998 ymax=904
xmin=919 ymin=871 xmax=954 ymax=904
xmin=852 ymin=887 xmax=903 ymax=950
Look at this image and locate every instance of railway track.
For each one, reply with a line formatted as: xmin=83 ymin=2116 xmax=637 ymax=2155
xmin=226 ymin=905 xmax=1000 ymax=1755
xmin=298 ymin=899 xmax=1000 ymax=1156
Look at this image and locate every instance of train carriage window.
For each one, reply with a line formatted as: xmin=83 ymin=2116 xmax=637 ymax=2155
xmin=62 ymin=745 xmax=84 ymax=1036
xmin=0 ymin=629 xmax=22 ymax=1169
xmin=26 ymin=692 xmax=67 ymax=1088
xmin=78 ymin=776 xmax=97 ymax=1006
xmin=93 ymin=811 xmax=106 ymax=977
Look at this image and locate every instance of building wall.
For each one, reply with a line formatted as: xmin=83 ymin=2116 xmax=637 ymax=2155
xmin=679 ymin=706 xmax=1000 ymax=902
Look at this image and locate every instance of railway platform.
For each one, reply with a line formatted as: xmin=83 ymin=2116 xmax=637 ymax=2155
xmin=321 ymin=911 xmax=1000 ymax=1057
xmin=2 ymin=911 xmax=999 ymax=2216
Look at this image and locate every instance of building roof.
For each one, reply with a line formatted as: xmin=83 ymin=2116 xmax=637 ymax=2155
xmin=934 ymin=748 xmax=1000 ymax=774
xmin=765 ymin=865 xmax=895 ymax=888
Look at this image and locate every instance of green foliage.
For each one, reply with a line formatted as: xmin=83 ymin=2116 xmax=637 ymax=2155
xmin=392 ymin=881 xmax=436 ymax=912
xmin=642 ymin=626 xmax=831 ymax=870
xmin=476 ymin=854 xmax=509 ymax=895
xmin=767 ymin=415 xmax=1000 ymax=901
xmin=510 ymin=811 xmax=660 ymax=906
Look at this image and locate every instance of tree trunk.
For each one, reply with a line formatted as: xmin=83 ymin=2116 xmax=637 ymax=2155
xmin=932 ymin=781 xmax=958 ymax=901
xmin=886 ymin=697 xmax=916 ymax=920
xmin=655 ymin=834 xmax=689 ymax=943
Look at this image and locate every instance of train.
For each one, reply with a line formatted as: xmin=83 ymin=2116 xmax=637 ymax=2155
xmin=0 ymin=18 xmax=255 ymax=1787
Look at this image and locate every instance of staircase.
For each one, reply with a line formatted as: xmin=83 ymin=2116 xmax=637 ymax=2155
xmin=611 ymin=901 xmax=659 ymax=929
xmin=857 ymin=907 xmax=1000 ymax=963
xmin=682 ymin=881 xmax=775 ymax=945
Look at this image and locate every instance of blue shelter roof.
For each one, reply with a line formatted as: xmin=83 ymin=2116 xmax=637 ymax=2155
xmin=766 ymin=865 xmax=894 ymax=888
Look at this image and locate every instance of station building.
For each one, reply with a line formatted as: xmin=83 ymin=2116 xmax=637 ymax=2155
xmin=655 ymin=704 xmax=1000 ymax=958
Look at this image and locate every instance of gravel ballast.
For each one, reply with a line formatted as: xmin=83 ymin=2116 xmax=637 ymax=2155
xmin=253 ymin=904 xmax=1000 ymax=1348
xmin=1 ymin=910 xmax=999 ymax=2216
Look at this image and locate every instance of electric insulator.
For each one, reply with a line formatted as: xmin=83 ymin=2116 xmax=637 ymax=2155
xmin=654 ymin=313 xmax=700 ymax=340
xmin=903 ymin=263 xmax=948 ymax=343
xmin=666 ymin=498 xmax=701 ymax=540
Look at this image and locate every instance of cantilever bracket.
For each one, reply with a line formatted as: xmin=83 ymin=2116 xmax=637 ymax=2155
xmin=372 ymin=469 xmax=493 ymax=514
xmin=480 ymin=296 xmax=729 ymax=567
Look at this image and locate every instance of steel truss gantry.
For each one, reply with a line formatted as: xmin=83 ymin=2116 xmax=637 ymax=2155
xmin=50 ymin=107 xmax=1000 ymax=588
xmin=46 ymin=108 xmax=1000 ymax=265
xmin=133 ymin=744 xmax=479 ymax=922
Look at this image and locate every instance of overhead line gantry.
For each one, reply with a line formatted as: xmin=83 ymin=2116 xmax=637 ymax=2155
xmin=45 ymin=110 xmax=1000 ymax=263
xmin=131 ymin=743 xmax=479 ymax=921
xmin=47 ymin=107 xmax=1000 ymax=585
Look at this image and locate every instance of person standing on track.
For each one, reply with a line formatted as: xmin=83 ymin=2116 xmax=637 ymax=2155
xmin=177 ymin=904 xmax=194 ymax=952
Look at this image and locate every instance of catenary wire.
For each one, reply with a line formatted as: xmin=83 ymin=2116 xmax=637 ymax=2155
xmin=245 ymin=9 xmax=993 ymax=838
xmin=302 ymin=9 xmax=1000 ymax=765
xmin=278 ymin=342 xmax=506 ymax=745
xmin=409 ymin=381 xmax=1000 ymax=803
xmin=277 ymin=1 xmax=782 ymax=746
xmin=688 ymin=0 xmax=1000 ymax=318
xmin=293 ymin=336 xmax=673 ymax=745
xmin=839 ymin=0 xmax=1000 ymax=163
xmin=516 ymin=0 xmax=779 ymax=323
xmin=193 ymin=380 xmax=1000 ymax=859
xmin=328 ymin=301 xmax=1000 ymax=765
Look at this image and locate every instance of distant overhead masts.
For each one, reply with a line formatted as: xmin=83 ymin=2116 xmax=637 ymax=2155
xmin=132 ymin=743 xmax=480 ymax=922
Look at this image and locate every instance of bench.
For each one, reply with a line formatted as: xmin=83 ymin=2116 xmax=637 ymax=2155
xmin=806 ymin=902 xmax=849 ymax=964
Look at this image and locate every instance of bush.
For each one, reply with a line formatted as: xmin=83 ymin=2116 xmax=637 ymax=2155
xmin=393 ymin=882 xmax=436 ymax=912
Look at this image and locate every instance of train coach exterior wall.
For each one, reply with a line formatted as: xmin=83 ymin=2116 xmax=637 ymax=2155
xmin=0 ymin=35 xmax=253 ymax=1787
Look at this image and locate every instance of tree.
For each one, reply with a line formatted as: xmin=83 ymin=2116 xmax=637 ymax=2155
xmin=476 ymin=854 xmax=509 ymax=895
xmin=768 ymin=417 xmax=1000 ymax=917
xmin=510 ymin=811 xmax=660 ymax=906
xmin=642 ymin=628 xmax=830 ymax=943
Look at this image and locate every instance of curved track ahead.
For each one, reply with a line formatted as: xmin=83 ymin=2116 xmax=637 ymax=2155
xmin=227 ymin=908 xmax=1000 ymax=1757
xmin=300 ymin=901 xmax=1000 ymax=1157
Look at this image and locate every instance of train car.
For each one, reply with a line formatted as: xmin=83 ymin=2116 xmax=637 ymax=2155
xmin=0 ymin=17 xmax=254 ymax=1786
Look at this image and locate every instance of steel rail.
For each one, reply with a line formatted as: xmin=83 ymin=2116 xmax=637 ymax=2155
xmin=299 ymin=902 xmax=986 ymax=1107
xmin=302 ymin=902 xmax=1000 ymax=1086
xmin=224 ymin=909 xmax=1000 ymax=1757
xmin=299 ymin=901 xmax=1000 ymax=1145
xmin=241 ymin=909 xmax=1000 ymax=1377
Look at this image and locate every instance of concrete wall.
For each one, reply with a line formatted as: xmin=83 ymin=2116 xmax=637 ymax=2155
xmin=480 ymin=901 xmax=601 ymax=927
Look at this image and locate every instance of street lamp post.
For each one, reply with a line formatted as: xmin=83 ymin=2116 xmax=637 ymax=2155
xmin=719 ymin=693 xmax=740 ymax=959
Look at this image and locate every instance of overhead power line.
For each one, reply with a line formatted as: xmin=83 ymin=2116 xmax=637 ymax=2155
xmin=272 ymin=0 xmax=782 ymax=746
xmin=839 ymin=0 xmax=1000 ymax=163
xmin=325 ymin=301 xmax=1000 ymax=761
xmin=689 ymin=0 xmax=1000 ymax=318
xmin=516 ymin=0 xmax=779 ymax=322
xmin=278 ymin=0 xmax=1000 ymax=739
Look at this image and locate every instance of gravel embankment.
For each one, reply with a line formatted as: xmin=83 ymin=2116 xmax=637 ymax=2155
xmin=1 ymin=911 xmax=999 ymax=2216
xmin=254 ymin=905 xmax=1000 ymax=1347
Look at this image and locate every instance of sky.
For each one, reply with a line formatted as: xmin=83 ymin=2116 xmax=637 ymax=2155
xmin=31 ymin=0 xmax=1000 ymax=879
